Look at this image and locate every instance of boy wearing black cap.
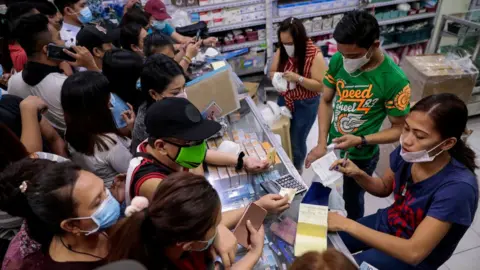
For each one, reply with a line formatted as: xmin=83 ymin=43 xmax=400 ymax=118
xmin=76 ymin=23 xmax=114 ymax=70
xmin=126 ymin=97 xmax=290 ymax=267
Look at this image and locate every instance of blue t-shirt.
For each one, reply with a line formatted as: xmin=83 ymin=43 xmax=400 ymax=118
xmin=377 ymin=146 xmax=478 ymax=269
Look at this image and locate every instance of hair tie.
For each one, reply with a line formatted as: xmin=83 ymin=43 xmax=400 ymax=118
xmin=19 ymin=181 xmax=28 ymax=193
xmin=125 ymin=196 xmax=149 ymax=217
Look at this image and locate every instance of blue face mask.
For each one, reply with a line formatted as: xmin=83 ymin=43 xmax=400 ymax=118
xmin=78 ymin=6 xmax=93 ymax=24
xmin=147 ymin=28 xmax=153 ymax=35
xmin=152 ymin=20 xmax=166 ymax=31
xmin=191 ymin=229 xmax=217 ymax=251
xmin=68 ymin=189 xmax=120 ymax=235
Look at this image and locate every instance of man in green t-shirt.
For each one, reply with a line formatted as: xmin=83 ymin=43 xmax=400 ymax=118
xmin=306 ymin=11 xmax=411 ymax=220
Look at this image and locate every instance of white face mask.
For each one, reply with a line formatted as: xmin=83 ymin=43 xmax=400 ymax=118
xmin=343 ymin=48 xmax=371 ymax=74
xmin=399 ymin=135 xmax=447 ymax=163
xmin=284 ymin=45 xmax=295 ymax=58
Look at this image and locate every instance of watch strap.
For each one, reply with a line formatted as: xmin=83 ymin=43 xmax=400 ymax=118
xmin=235 ymin=152 xmax=246 ymax=171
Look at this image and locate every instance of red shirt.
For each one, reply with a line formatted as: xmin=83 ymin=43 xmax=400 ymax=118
xmin=9 ymin=44 xmax=27 ymax=72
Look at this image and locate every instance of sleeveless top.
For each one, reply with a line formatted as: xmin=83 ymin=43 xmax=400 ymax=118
xmin=280 ymin=39 xmax=320 ymax=111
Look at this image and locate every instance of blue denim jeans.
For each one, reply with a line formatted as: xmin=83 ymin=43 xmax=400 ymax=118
xmin=278 ymin=95 xmax=320 ymax=171
xmin=344 ymin=151 xmax=379 ymax=220
xmin=340 ymin=214 xmax=417 ymax=270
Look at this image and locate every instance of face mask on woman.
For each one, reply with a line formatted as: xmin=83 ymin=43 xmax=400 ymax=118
xmin=166 ymin=140 xmax=207 ymax=169
xmin=77 ymin=6 xmax=93 ymax=24
xmin=68 ymin=189 xmax=120 ymax=235
xmin=399 ymin=135 xmax=447 ymax=163
xmin=190 ymin=229 xmax=217 ymax=251
xmin=343 ymin=48 xmax=372 ymax=74
xmin=283 ymin=44 xmax=295 ymax=58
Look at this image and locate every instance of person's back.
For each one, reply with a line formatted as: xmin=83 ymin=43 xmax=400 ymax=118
xmin=62 ymin=71 xmax=132 ymax=187
xmin=7 ymin=14 xmax=68 ymax=133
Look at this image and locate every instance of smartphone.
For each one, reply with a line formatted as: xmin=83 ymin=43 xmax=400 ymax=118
xmin=47 ymin=44 xmax=75 ymax=62
xmin=110 ymin=93 xmax=129 ymax=129
xmin=233 ymin=202 xmax=267 ymax=248
xmin=194 ymin=29 xmax=201 ymax=42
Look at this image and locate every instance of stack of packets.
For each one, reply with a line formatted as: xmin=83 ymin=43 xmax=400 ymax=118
xmin=310 ymin=149 xmax=343 ymax=187
xmin=294 ymin=182 xmax=331 ymax=256
xmin=270 ymin=217 xmax=297 ymax=245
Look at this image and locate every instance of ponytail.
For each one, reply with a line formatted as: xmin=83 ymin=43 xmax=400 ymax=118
xmin=108 ymin=210 xmax=154 ymax=267
xmin=450 ymin=139 xmax=478 ymax=173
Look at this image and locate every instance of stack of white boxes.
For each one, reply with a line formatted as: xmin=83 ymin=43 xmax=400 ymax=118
xmin=191 ymin=3 xmax=266 ymax=27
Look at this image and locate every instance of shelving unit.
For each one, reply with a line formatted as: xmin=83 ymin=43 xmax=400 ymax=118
xmin=382 ymin=38 xmax=429 ymax=49
xmin=167 ymin=0 xmax=438 ymax=75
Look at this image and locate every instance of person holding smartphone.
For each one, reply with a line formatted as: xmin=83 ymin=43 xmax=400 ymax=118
xmin=8 ymin=14 xmax=99 ymax=135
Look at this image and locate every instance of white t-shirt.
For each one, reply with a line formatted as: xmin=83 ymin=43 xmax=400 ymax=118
xmin=60 ymin=22 xmax=81 ymax=47
xmin=7 ymin=71 xmax=67 ymax=132
xmin=70 ymin=133 xmax=133 ymax=187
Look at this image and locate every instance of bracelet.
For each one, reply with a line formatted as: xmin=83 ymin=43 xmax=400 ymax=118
xmin=182 ymin=55 xmax=192 ymax=64
xmin=235 ymin=152 xmax=246 ymax=171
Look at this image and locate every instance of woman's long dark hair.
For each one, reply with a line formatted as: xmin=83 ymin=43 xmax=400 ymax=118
xmin=141 ymin=54 xmax=185 ymax=108
xmin=108 ymin=172 xmax=221 ymax=269
xmin=0 ymin=159 xmax=80 ymax=250
xmin=411 ymin=93 xmax=478 ymax=172
xmin=61 ymin=71 xmax=124 ymax=156
xmin=277 ymin=17 xmax=308 ymax=76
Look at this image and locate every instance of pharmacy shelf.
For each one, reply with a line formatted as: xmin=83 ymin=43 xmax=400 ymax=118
xmin=382 ymin=38 xmax=429 ymax=49
xmin=273 ymin=6 xmax=356 ymax=23
xmin=365 ymin=0 xmax=419 ymax=8
xmin=209 ymin=19 xmax=266 ymax=33
xmin=378 ymin=12 xmax=436 ymax=26
xmin=220 ymin=40 xmax=266 ymax=52
xmin=183 ymin=0 xmax=264 ymax=13
xmin=272 ymin=13 xmax=435 ymax=42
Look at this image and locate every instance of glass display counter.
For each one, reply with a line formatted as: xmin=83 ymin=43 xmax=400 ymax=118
xmin=205 ymin=96 xmax=355 ymax=268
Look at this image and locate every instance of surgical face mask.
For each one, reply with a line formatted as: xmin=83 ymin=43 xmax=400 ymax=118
xmin=166 ymin=140 xmax=207 ymax=169
xmin=67 ymin=189 xmax=120 ymax=235
xmin=147 ymin=28 xmax=153 ymax=35
xmin=343 ymin=48 xmax=372 ymax=74
xmin=191 ymin=229 xmax=217 ymax=251
xmin=175 ymin=91 xmax=187 ymax=99
xmin=283 ymin=44 xmax=295 ymax=58
xmin=399 ymin=135 xmax=447 ymax=163
xmin=77 ymin=6 xmax=93 ymax=24
xmin=152 ymin=20 xmax=166 ymax=31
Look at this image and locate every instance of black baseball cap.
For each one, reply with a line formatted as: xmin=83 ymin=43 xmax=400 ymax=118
xmin=145 ymin=98 xmax=221 ymax=141
xmin=76 ymin=24 xmax=114 ymax=53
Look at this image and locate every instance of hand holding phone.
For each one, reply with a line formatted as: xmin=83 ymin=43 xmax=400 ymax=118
xmin=63 ymin=45 xmax=99 ymax=70
xmin=233 ymin=203 xmax=267 ymax=248
xmin=47 ymin=44 xmax=76 ymax=62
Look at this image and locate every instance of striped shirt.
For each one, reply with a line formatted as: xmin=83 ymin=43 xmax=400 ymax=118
xmin=280 ymin=39 xmax=320 ymax=111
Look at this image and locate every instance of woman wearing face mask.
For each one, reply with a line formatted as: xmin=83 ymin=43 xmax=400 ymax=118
xmin=0 ymin=159 xmax=121 ymax=269
xmin=61 ymin=71 xmax=133 ymax=188
xmin=109 ymin=172 xmax=265 ymax=270
xmin=327 ymin=94 xmax=479 ymax=269
xmin=269 ymin=17 xmax=327 ymax=171
xmin=131 ymin=54 xmax=188 ymax=152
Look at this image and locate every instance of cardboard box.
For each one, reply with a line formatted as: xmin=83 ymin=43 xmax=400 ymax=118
xmin=400 ymin=54 xmax=478 ymax=104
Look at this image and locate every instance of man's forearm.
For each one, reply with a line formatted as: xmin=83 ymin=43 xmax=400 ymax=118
xmin=318 ymin=99 xmax=333 ymax=145
xmin=205 ymin=149 xmax=237 ymax=166
xmin=365 ymin=124 xmax=403 ymax=145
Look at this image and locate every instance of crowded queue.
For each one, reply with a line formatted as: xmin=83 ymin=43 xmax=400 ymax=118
xmin=0 ymin=1 xmax=478 ymax=270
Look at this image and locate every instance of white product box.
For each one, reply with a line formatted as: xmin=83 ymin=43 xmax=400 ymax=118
xmin=322 ymin=16 xmax=333 ymax=30
xmin=199 ymin=0 xmax=213 ymax=6
xmin=250 ymin=11 xmax=265 ymax=20
xmin=225 ymin=7 xmax=241 ymax=16
xmin=199 ymin=11 xmax=213 ymax=21
xmin=213 ymin=18 xmax=224 ymax=26
xmin=211 ymin=9 xmax=223 ymax=19
xmin=303 ymin=19 xmax=313 ymax=32
xmin=312 ymin=17 xmax=323 ymax=31
xmin=333 ymin=14 xmax=343 ymax=28
xmin=278 ymin=6 xmax=294 ymax=17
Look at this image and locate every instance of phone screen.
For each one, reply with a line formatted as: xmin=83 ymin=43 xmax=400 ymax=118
xmin=47 ymin=44 xmax=76 ymax=62
xmin=233 ymin=203 xmax=267 ymax=248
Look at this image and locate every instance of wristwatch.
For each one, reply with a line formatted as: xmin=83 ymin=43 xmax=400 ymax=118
xmin=235 ymin=152 xmax=246 ymax=171
xmin=356 ymin=135 xmax=368 ymax=149
xmin=298 ymin=76 xmax=305 ymax=84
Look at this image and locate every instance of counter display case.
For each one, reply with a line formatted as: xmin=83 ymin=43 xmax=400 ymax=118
xmin=204 ymin=96 xmax=354 ymax=268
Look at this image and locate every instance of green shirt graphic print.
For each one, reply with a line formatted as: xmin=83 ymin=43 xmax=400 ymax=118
xmin=323 ymin=52 xmax=411 ymax=160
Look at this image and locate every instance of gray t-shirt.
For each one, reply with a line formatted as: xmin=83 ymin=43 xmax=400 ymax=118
xmin=131 ymin=102 xmax=148 ymax=154
xmin=70 ymin=133 xmax=133 ymax=187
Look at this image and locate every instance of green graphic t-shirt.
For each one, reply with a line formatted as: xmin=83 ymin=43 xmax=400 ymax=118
xmin=323 ymin=52 xmax=411 ymax=160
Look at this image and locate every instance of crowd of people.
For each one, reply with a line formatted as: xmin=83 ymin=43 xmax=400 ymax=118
xmin=0 ymin=0 xmax=478 ymax=269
